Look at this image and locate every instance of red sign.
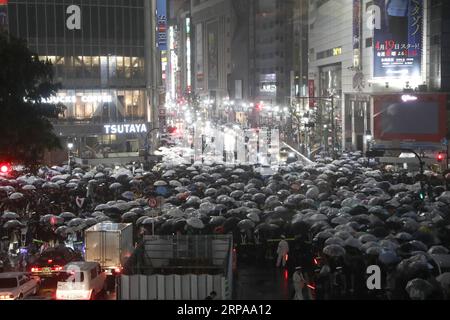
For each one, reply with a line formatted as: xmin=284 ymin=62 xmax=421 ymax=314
xmin=308 ymin=80 xmax=315 ymax=108
xmin=373 ymin=93 xmax=447 ymax=143
xmin=148 ymin=197 xmax=157 ymax=208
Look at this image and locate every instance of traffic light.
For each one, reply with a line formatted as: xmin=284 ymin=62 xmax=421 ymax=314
xmin=0 ymin=162 xmax=12 ymax=174
xmin=437 ymin=152 xmax=445 ymax=163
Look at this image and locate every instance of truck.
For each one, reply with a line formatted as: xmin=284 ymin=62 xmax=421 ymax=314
xmin=117 ymin=235 xmax=234 ymax=300
xmin=84 ymin=223 xmax=134 ymax=276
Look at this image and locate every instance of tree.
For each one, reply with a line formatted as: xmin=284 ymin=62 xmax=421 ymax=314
xmin=0 ymin=33 xmax=64 ymax=169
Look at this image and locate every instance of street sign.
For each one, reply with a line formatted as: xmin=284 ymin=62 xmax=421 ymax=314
xmin=148 ymin=197 xmax=157 ymax=208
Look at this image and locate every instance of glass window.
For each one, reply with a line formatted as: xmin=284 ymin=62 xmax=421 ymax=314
xmin=90 ymin=268 xmax=98 ymax=280
xmin=0 ymin=278 xmax=18 ymax=289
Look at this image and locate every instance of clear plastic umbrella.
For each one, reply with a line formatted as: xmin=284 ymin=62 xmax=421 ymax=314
xmin=323 ymin=244 xmax=346 ymax=257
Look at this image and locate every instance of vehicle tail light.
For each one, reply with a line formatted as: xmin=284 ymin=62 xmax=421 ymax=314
xmin=314 ymin=258 xmax=319 ymax=265
xmin=52 ymin=266 xmax=63 ymax=271
xmin=31 ymin=267 xmax=41 ymax=272
xmin=48 ymin=259 xmax=53 ymax=264
xmin=114 ymin=267 xmax=121 ymax=274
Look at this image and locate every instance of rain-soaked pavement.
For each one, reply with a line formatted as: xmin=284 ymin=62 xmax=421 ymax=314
xmin=233 ymin=259 xmax=292 ymax=300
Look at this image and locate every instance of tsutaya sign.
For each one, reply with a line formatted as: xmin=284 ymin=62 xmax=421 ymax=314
xmin=104 ymin=124 xmax=148 ymax=135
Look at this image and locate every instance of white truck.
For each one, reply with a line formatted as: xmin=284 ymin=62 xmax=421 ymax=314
xmin=84 ymin=223 xmax=134 ymax=276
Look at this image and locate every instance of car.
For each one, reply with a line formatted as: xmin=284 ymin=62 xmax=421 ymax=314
xmin=0 ymin=272 xmax=40 ymax=300
xmin=56 ymin=262 xmax=107 ymax=300
xmin=28 ymin=247 xmax=83 ymax=278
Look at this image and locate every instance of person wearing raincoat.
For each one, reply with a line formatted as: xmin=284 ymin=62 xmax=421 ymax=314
xmin=276 ymin=235 xmax=289 ymax=268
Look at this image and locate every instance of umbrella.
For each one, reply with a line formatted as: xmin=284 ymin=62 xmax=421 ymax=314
xmin=323 ymin=244 xmax=346 ymax=257
xmin=1 ymin=212 xmax=19 ymax=220
xmin=378 ymin=250 xmax=400 ymax=265
xmin=405 ymin=279 xmax=434 ymax=300
xmin=428 ymin=246 xmax=449 ymax=255
xmin=9 ymin=192 xmax=24 ymax=200
xmin=237 ymin=219 xmax=255 ymax=231
xmin=59 ymin=212 xmax=77 ymax=220
xmin=67 ymin=218 xmax=85 ymax=227
xmin=55 ymin=226 xmax=74 ymax=236
xmin=247 ymin=212 xmax=260 ymax=223
xmin=344 ymin=237 xmax=362 ymax=250
xmin=209 ymin=216 xmax=226 ymax=227
xmin=122 ymin=212 xmax=138 ymax=222
xmin=84 ymin=218 xmax=98 ymax=227
xmin=436 ymin=273 xmax=450 ymax=292
xmin=40 ymin=215 xmax=64 ymax=226
xmin=121 ymin=191 xmax=135 ymax=201
xmin=42 ymin=182 xmax=59 ymax=189
xmin=22 ymin=185 xmax=36 ymax=191
xmin=325 ymin=237 xmax=345 ymax=247
xmin=3 ymin=220 xmax=24 ymax=229
xmin=95 ymin=204 xmax=110 ymax=211
xmin=109 ymin=183 xmax=122 ymax=190
xmin=186 ymin=217 xmax=204 ymax=229
xmin=154 ymin=180 xmax=168 ymax=187
xmin=136 ymin=216 xmax=149 ymax=226
xmin=94 ymin=172 xmax=105 ymax=179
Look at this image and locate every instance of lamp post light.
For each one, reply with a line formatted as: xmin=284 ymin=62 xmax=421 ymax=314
xmin=67 ymin=142 xmax=74 ymax=175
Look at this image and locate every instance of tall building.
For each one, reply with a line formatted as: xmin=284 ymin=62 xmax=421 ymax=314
xmin=171 ymin=0 xmax=306 ymax=116
xmin=5 ymin=0 xmax=160 ymax=165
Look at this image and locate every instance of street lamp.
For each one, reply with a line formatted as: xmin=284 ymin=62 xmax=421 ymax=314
xmin=67 ymin=142 xmax=74 ymax=174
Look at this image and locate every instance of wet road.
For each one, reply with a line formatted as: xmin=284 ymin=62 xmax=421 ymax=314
xmin=234 ymin=260 xmax=293 ymax=300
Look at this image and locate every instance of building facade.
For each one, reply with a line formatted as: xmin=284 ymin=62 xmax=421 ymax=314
xmin=308 ymin=0 xmax=450 ymax=153
xmin=5 ymin=0 xmax=159 ymax=165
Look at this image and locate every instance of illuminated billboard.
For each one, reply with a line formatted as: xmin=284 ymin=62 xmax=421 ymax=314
xmin=373 ymin=94 xmax=447 ymax=143
xmin=373 ymin=0 xmax=423 ymax=79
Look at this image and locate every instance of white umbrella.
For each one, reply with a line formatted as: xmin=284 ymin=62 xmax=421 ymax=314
xmin=22 ymin=185 xmax=36 ymax=191
xmin=9 ymin=192 xmax=24 ymax=200
xmin=154 ymin=180 xmax=168 ymax=186
xmin=2 ymin=211 xmax=19 ymax=220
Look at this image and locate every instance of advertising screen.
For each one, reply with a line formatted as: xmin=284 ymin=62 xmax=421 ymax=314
xmin=373 ymin=0 xmax=423 ymax=78
xmin=373 ymin=94 xmax=447 ymax=143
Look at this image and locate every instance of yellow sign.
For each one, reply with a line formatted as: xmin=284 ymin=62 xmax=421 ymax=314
xmin=333 ymin=47 xmax=342 ymax=56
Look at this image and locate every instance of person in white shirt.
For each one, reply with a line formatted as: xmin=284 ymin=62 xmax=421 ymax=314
xmin=276 ymin=235 xmax=289 ymax=268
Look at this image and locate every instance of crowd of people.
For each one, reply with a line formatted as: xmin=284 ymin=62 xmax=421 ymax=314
xmin=0 ymin=149 xmax=450 ymax=300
